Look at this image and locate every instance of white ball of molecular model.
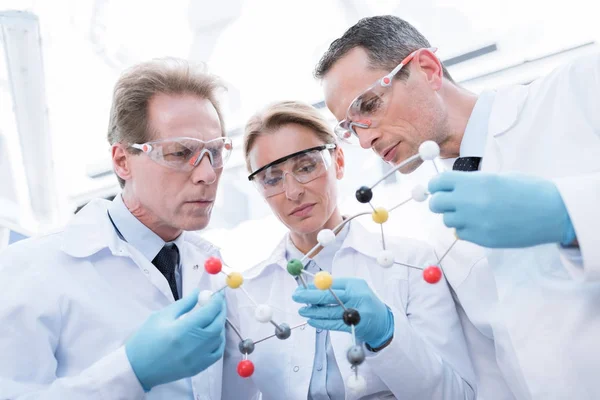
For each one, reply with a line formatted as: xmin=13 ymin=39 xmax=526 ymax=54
xmin=411 ymin=184 xmax=429 ymax=202
xmin=418 ymin=140 xmax=440 ymax=161
xmin=254 ymin=304 xmax=273 ymax=323
xmin=346 ymin=374 xmax=367 ymax=394
xmin=198 ymin=290 xmax=213 ymax=306
xmin=317 ymin=229 xmax=336 ymax=247
xmin=377 ymin=250 xmax=395 ymax=268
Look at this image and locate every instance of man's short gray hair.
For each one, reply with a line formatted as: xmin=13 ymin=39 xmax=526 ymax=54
xmin=314 ymin=15 xmax=454 ymax=83
xmin=107 ymin=57 xmax=227 ymax=187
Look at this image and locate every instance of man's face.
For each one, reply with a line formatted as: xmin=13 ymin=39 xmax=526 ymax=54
xmin=322 ymin=47 xmax=449 ymax=172
xmin=118 ymin=93 xmax=224 ymax=236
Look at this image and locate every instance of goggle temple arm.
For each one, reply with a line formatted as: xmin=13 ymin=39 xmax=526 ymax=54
xmin=379 ymin=46 xmax=438 ymax=87
xmin=130 ymin=143 xmax=152 ymax=153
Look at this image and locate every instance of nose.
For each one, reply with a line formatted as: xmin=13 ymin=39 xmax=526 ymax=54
xmin=356 ymin=125 xmax=380 ymax=149
xmin=191 ymin=153 xmax=217 ymax=185
xmin=283 ymin=173 xmax=304 ymax=201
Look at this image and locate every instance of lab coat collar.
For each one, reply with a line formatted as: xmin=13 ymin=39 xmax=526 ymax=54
xmin=61 ymin=198 xmax=122 ymax=258
xmin=107 ymin=194 xmax=165 ymax=262
xmin=460 ymin=89 xmax=496 ymax=157
xmin=61 ymin=198 xmax=220 ymax=259
xmin=180 ymin=230 xmax=221 ymax=256
xmin=488 ymin=84 xmax=530 ymax=137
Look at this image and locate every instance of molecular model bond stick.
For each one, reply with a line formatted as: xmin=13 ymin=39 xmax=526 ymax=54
xmin=199 ymin=140 xmax=459 ymax=394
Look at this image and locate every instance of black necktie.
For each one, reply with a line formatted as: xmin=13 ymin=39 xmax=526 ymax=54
xmin=152 ymin=243 xmax=180 ymax=300
xmin=453 ymin=157 xmax=482 ymax=172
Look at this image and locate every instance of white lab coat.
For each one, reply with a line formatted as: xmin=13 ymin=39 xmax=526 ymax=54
xmin=445 ymin=51 xmax=600 ymax=400
xmin=0 ymin=199 xmax=226 ymax=400
xmin=425 ymin=227 xmax=515 ymax=400
xmin=222 ymin=220 xmax=476 ymax=400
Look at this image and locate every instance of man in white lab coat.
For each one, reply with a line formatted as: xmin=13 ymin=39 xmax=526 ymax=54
xmin=315 ymin=15 xmax=600 ymax=400
xmin=0 ymin=58 xmax=232 ymax=399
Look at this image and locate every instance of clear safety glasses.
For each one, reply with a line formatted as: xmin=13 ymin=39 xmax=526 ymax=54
xmin=248 ymin=144 xmax=336 ymax=198
xmin=130 ymin=137 xmax=233 ymax=171
xmin=334 ymin=47 xmax=437 ymax=144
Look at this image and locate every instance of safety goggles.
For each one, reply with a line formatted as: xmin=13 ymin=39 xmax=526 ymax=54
xmin=248 ymin=144 xmax=336 ymax=198
xmin=130 ymin=137 xmax=232 ymax=171
xmin=334 ymin=47 xmax=437 ymax=144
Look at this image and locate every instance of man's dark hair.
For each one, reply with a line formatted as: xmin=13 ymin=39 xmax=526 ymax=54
xmin=314 ymin=15 xmax=454 ymax=83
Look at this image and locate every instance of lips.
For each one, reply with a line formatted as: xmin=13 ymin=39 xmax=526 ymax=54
xmin=381 ymin=143 xmax=399 ymax=163
xmin=187 ymin=199 xmax=214 ymax=206
xmin=290 ymin=203 xmax=316 ymax=217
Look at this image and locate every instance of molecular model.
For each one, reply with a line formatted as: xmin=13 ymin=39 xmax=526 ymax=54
xmin=199 ymin=140 xmax=459 ymax=394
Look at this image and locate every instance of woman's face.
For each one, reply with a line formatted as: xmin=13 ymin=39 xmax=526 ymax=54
xmin=248 ymin=123 xmax=344 ymax=235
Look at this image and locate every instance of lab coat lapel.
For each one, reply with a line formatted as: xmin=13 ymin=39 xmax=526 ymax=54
xmin=180 ymin=240 xmax=205 ymax=298
xmin=179 ymin=232 xmax=226 ymax=399
xmin=483 ymin=85 xmax=529 ymax=172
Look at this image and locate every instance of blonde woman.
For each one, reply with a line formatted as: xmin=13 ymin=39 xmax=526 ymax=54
xmin=222 ymin=101 xmax=475 ymax=400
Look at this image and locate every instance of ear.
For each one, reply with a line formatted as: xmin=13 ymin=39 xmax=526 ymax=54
xmin=112 ymin=144 xmax=133 ymax=183
xmin=334 ymin=145 xmax=345 ymax=180
xmin=413 ymin=48 xmax=444 ymax=91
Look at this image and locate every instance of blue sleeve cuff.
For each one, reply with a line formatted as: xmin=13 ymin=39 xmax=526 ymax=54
xmin=367 ymin=306 xmax=395 ymax=349
xmin=561 ymin=214 xmax=577 ymax=247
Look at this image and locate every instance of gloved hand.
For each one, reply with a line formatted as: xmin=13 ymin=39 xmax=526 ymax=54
xmin=125 ymin=288 xmax=226 ymax=391
xmin=292 ymin=278 xmax=394 ymax=348
xmin=428 ymin=171 xmax=577 ymax=248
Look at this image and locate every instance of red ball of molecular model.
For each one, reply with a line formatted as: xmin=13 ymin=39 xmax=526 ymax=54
xmin=204 ymin=256 xmax=222 ymax=274
xmin=237 ymin=359 xmax=255 ymax=378
xmin=423 ymin=265 xmax=443 ymax=284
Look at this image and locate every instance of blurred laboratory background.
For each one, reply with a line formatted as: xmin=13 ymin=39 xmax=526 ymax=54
xmin=1 ymin=0 xmax=599 ymax=268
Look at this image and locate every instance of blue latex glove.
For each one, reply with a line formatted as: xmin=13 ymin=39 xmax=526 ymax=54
xmin=428 ymin=171 xmax=577 ymax=248
xmin=292 ymin=278 xmax=394 ymax=348
xmin=125 ymin=289 xmax=226 ymax=391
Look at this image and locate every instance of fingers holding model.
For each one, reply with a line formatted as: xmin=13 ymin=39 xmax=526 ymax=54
xmin=428 ymin=171 xmax=577 ymax=248
xmin=292 ymin=277 xmax=394 ymax=349
xmin=125 ymin=289 xmax=227 ymax=391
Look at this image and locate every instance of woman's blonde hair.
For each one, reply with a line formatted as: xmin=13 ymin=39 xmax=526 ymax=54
xmin=243 ymin=100 xmax=337 ymax=172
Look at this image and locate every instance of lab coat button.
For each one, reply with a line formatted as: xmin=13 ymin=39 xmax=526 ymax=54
xmin=293 ymin=366 xmax=299 ymax=372
xmin=316 ymin=328 xmax=322 ymax=333
xmin=143 ymin=269 xmax=149 ymax=274
xmin=317 ymin=365 xmax=323 ymax=371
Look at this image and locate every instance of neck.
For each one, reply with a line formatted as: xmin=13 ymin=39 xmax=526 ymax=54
xmin=121 ymin=190 xmax=182 ymax=242
xmin=438 ymin=82 xmax=479 ymax=159
xmin=289 ymin=208 xmax=344 ymax=256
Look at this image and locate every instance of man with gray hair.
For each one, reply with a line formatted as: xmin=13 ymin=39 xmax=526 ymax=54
xmin=0 ymin=58 xmax=234 ymax=399
xmin=316 ymin=15 xmax=600 ymax=400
